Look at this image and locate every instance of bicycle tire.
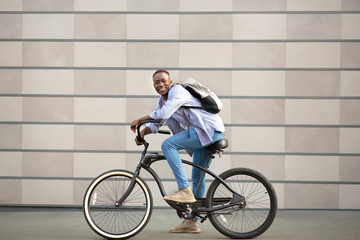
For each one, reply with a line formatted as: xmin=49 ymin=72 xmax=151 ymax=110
xmin=83 ymin=170 xmax=153 ymax=239
xmin=206 ymin=168 xmax=277 ymax=239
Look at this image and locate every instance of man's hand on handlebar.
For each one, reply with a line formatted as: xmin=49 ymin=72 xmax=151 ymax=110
xmin=135 ymin=135 xmax=144 ymax=146
xmin=133 ymin=126 xmax=151 ymax=146
xmin=130 ymin=115 xmax=153 ymax=145
xmin=130 ymin=119 xmax=140 ymax=133
xmin=130 ymin=118 xmax=153 ymax=145
xmin=130 ymin=117 xmax=170 ymax=146
xmin=130 ymin=115 xmax=153 ymax=133
xmin=138 ymin=126 xmax=153 ymax=145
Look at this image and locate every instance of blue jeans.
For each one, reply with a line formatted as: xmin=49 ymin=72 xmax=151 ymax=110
xmin=161 ymin=128 xmax=224 ymax=198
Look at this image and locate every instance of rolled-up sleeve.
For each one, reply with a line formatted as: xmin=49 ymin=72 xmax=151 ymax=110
xmin=145 ymin=123 xmax=160 ymax=133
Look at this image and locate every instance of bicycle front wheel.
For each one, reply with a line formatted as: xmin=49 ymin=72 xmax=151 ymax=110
xmin=83 ymin=170 xmax=153 ymax=239
xmin=206 ymin=168 xmax=277 ymax=239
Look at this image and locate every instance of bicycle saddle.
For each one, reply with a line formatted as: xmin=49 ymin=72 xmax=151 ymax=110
xmin=207 ymin=139 xmax=228 ymax=152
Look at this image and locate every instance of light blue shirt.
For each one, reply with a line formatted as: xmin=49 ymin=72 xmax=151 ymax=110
xmin=147 ymin=84 xmax=225 ymax=146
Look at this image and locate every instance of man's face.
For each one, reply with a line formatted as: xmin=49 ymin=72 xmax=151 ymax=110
xmin=153 ymin=72 xmax=172 ymax=98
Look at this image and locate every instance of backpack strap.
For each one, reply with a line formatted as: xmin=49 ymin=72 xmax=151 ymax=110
xmin=181 ymin=105 xmax=203 ymax=110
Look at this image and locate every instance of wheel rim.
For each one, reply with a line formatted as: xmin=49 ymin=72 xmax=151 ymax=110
xmin=210 ymin=173 xmax=274 ymax=235
xmin=84 ymin=171 xmax=152 ymax=239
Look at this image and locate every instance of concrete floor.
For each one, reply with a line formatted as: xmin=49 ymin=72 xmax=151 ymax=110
xmin=0 ymin=208 xmax=359 ymax=240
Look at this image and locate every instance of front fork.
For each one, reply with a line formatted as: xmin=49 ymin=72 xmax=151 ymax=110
xmin=115 ymin=168 xmax=140 ymax=207
xmin=115 ymin=155 xmax=144 ymax=207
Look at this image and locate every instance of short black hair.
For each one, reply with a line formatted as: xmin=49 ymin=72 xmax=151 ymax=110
xmin=152 ymin=69 xmax=170 ymax=78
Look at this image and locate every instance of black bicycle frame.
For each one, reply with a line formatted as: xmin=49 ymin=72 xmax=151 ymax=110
xmin=116 ymin=120 xmax=245 ymax=212
xmin=141 ymin=154 xmax=232 ymax=198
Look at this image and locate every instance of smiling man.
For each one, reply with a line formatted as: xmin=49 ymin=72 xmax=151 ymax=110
xmin=130 ymin=69 xmax=225 ymax=233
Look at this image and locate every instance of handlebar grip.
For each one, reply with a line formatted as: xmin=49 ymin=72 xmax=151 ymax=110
xmin=135 ymin=135 xmax=142 ymax=142
xmin=158 ymin=130 xmax=171 ymax=135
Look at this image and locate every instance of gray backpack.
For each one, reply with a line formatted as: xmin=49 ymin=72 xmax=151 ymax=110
xmin=181 ymin=78 xmax=222 ymax=114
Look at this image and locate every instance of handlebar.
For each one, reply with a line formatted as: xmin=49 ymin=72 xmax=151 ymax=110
xmin=158 ymin=130 xmax=171 ymax=135
xmin=136 ymin=119 xmax=171 ymax=144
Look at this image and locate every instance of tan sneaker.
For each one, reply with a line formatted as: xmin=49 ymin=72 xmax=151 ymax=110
xmin=170 ymin=220 xmax=201 ymax=233
xmin=163 ymin=187 xmax=196 ymax=203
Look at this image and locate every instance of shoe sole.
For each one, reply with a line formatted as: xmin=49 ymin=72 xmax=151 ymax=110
xmin=163 ymin=197 xmax=196 ymax=203
xmin=170 ymin=230 xmax=201 ymax=233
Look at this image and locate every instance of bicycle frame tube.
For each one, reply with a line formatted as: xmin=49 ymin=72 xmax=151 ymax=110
xmin=141 ymin=154 xmax=240 ymax=198
xmin=116 ymin=152 xmax=243 ymax=211
xmin=192 ymin=153 xmax=213 ymax=197
xmin=141 ymin=155 xmax=246 ymax=214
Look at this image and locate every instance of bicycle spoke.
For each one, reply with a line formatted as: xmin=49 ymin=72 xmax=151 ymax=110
xmin=84 ymin=171 xmax=152 ymax=238
xmin=207 ymin=168 xmax=277 ymax=239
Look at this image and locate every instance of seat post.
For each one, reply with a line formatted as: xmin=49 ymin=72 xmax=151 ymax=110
xmin=192 ymin=139 xmax=228 ymax=198
xmin=192 ymin=153 xmax=214 ymax=199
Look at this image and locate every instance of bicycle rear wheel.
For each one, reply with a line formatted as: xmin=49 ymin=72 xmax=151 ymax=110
xmin=206 ymin=168 xmax=277 ymax=239
xmin=83 ymin=170 xmax=153 ymax=239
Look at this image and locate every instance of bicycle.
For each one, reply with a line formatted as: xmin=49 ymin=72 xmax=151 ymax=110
xmin=83 ymin=119 xmax=277 ymax=239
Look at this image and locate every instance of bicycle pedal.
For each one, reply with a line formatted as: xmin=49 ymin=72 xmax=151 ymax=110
xmin=200 ymin=215 xmax=208 ymax=223
xmin=185 ymin=204 xmax=192 ymax=214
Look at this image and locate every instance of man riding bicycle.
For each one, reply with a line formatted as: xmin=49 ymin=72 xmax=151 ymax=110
xmin=130 ymin=69 xmax=225 ymax=233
